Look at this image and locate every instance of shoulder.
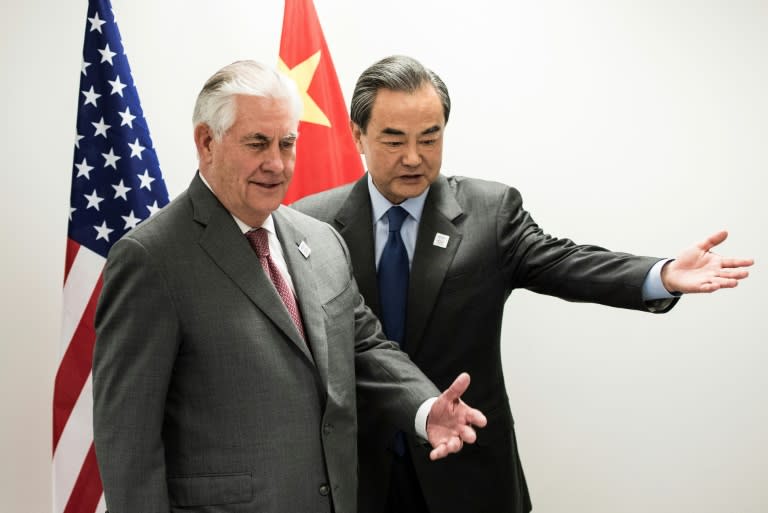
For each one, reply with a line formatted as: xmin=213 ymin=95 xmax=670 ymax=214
xmin=439 ymin=174 xmax=523 ymax=211
xmin=444 ymin=174 xmax=518 ymax=198
xmin=120 ymin=188 xmax=192 ymax=245
xmin=291 ymin=181 xmax=357 ymax=220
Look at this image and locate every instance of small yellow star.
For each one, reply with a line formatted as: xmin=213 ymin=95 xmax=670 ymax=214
xmin=278 ymin=52 xmax=331 ymax=127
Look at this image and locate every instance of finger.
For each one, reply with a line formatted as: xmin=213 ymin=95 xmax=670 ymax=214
xmin=717 ymin=269 xmax=749 ymax=279
xmin=429 ymin=444 xmax=447 ymax=461
xmin=697 ymin=276 xmax=742 ymax=293
xmin=441 ymin=372 xmax=471 ymax=403
xmin=458 ymin=425 xmax=478 ymax=444
xmin=698 ymin=230 xmax=728 ymax=253
xmin=429 ymin=437 xmax=462 ymax=461
xmin=711 ymin=277 xmax=740 ymax=289
xmin=464 ymin=408 xmax=488 ymax=428
xmin=720 ymin=257 xmax=754 ymax=269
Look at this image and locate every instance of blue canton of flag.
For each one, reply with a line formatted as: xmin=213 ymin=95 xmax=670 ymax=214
xmin=69 ymin=0 xmax=169 ymax=258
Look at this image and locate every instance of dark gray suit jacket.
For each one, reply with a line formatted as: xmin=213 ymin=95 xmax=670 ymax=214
xmin=293 ymin=174 xmax=677 ymax=513
xmin=93 ymin=174 xmax=439 ymax=513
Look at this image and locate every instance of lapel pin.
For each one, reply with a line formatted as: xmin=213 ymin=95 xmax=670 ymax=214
xmin=297 ymin=240 xmax=311 ymax=259
xmin=432 ymin=233 xmax=450 ymax=248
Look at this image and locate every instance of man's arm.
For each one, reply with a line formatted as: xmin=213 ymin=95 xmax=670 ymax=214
xmin=93 ymin=236 xmax=179 ymax=513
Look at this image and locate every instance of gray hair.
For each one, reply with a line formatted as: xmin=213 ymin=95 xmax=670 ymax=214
xmin=350 ymin=55 xmax=450 ymax=133
xmin=192 ymin=60 xmax=303 ymax=140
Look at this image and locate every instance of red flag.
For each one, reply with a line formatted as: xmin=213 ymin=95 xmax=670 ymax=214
xmin=54 ymin=1 xmax=169 ymax=512
xmin=279 ymin=0 xmax=364 ymax=203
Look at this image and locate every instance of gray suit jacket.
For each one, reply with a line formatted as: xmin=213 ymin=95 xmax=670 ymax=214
xmin=293 ymin=174 xmax=677 ymax=513
xmin=93 ymin=174 xmax=439 ymax=513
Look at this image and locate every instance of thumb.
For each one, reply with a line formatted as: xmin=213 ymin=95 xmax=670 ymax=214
xmin=441 ymin=372 xmax=470 ymax=402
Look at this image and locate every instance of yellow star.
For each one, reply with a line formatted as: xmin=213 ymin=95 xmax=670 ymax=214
xmin=278 ymin=52 xmax=331 ymax=127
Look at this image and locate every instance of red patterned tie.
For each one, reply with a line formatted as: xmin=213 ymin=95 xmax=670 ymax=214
xmin=246 ymin=228 xmax=306 ymax=340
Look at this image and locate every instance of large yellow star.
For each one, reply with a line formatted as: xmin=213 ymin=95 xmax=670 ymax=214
xmin=278 ymin=52 xmax=331 ymax=127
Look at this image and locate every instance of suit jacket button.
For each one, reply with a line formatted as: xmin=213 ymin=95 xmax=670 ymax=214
xmin=323 ymin=423 xmax=333 ymax=435
xmin=319 ymin=484 xmax=330 ymax=496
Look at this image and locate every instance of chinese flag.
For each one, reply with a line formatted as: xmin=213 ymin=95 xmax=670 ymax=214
xmin=279 ymin=0 xmax=364 ymax=203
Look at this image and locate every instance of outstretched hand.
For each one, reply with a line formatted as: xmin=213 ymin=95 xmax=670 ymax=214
xmin=426 ymin=372 xmax=487 ymax=461
xmin=662 ymin=230 xmax=754 ymax=294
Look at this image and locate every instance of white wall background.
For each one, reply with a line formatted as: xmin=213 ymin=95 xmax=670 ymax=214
xmin=2 ymin=0 xmax=766 ymax=511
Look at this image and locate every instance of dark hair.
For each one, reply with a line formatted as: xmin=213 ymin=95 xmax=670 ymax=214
xmin=350 ymin=55 xmax=450 ymax=133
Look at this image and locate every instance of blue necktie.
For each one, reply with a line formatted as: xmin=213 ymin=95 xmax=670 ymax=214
xmin=377 ymin=206 xmax=409 ymax=347
xmin=377 ymin=206 xmax=410 ymax=457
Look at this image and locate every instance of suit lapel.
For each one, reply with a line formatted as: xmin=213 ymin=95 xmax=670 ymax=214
xmin=190 ymin=176 xmax=314 ymax=366
xmin=406 ymin=176 xmax=463 ymax=357
xmin=333 ymin=176 xmax=380 ymax=315
xmin=273 ymin=207 xmax=329 ymax=390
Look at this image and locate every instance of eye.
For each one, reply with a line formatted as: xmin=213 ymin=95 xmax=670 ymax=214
xmin=420 ymin=139 xmax=438 ymax=146
xmin=280 ymin=139 xmax=296 ymax=150
xmin=383 ymin=141 xmax=404 ymax=147
xmin=246 ymin=142 xmax=267 ymax=151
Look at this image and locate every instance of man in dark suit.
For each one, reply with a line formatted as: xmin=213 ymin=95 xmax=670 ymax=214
xmin=292 ymin=55 xmax=753 ymax=513
xmin=92 ymin=59 xmax=487 ymax=513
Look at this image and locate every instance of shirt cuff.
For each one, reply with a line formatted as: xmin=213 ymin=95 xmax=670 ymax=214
xmin=642 ymin=258 xmax=678 ymax=300
xmin=415 ymin=397 xmax=438 ymax=440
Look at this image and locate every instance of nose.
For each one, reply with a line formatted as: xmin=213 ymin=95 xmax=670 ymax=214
xmin=401 ymin=142 xmax=422 ymax=168
xmin=261 ymin=144 xmax=285 ymax=173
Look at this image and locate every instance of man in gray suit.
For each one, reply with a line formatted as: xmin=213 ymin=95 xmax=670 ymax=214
xmin=92 ymin=60 xmax=487 ymax=513
xmin=292 ymin=55 xmax=753 ymax=513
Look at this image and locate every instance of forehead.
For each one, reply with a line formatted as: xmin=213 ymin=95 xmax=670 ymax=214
xmin=229 ymin=94 xmax=298 ymax=136
xmin=368 ymin=85 xmax=444 ymax=133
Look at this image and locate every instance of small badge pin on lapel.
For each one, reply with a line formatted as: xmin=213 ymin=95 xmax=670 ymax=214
xmin=432 ymin=233 xmax=450 ymax=248
xmin=297 ymin=240 xmax=311 ymax=259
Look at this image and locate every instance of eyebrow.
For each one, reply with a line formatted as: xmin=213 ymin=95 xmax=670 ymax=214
xmin=241 ymin=132 xmax=298 ymax=143
xmin=241 ymin=133 xmax=270 ymax=143
xmin=380 ymin=125 xmax=442 ymax=136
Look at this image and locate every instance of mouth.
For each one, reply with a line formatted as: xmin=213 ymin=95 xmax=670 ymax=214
xmin=249 ymin=180 xmax=283 ymax=190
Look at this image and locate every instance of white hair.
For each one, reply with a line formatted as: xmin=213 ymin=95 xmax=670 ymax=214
xmin=192 ymin=60 xmax=303 ymax=140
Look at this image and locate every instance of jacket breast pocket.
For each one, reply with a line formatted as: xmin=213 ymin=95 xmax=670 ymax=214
xmin=167 ymin=472 xmax=253 ymax=507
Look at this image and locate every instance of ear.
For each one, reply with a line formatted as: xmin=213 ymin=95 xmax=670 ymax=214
xmin=350 ymin=121 xmax=364 ymax=154
xmin=193 ymin=123 xmax=215 ymax=165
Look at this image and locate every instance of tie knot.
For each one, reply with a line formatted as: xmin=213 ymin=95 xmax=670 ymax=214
xmin=386 ymin=206 xmax=408 ymax=232
xmin=246 ymin=228 xmax=270 ymax=257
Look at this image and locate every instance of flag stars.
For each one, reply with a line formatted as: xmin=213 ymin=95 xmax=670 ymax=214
xmin=99 ymin=43 xmax=117 ymax=65
xmin=94 ymin=221 xmax=114 ymax=242
xmin=128 ymin=138 xmax=146 ymax=159
xmin=102 ymin=147 xmax=121 ymax=169
xmin=147 ymin=200 xmax=162 ymax=217
xmin=74 ymin=133 xmax=84 ymax=149
xmin=81 ymin=86 xmax=101 ymax=107
xmin=108 ymin=75 xmax=127 ymax=97
xmin=81 ymin=60 xmax=91 ymax=76
xmin=112 ymin=179 xmax=131 ymax=200
xmin=88 ymin=11 xmax=106 ymax=33
xmin=118 ymin=106 xmax=136 ymax=128
xmin=92 ymin=117 xmax=111 ymax=138
xmin=122 ymin=210 xmax=142 ymax=230
xmin=69 ymin=206 xmax=76 ymax=221
xmin=137 ymin=169 xmax=155 ymax=190
xmin=278 ymin=52 xmax=331 ymax=127
xmin=75 ymin=157 xmax=94 ymax=179
xmin=84 ymin=189 xmax=105 ymax=211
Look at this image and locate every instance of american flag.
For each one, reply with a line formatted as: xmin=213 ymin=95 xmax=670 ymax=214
xmin=53 ymin=1 xmax=169 ymax=512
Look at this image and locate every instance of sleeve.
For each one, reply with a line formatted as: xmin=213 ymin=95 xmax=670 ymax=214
xmin=92 ymin=236 xmax=180 ymax=513
xmin=328 ymin=225 xmax=440 ymax=434
xmin=497 ymin=185 xmax=678 ymax=313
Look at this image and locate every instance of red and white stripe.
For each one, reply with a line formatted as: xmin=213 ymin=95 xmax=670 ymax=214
xmin=53 ymin=240 xmax=106 ymax=513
